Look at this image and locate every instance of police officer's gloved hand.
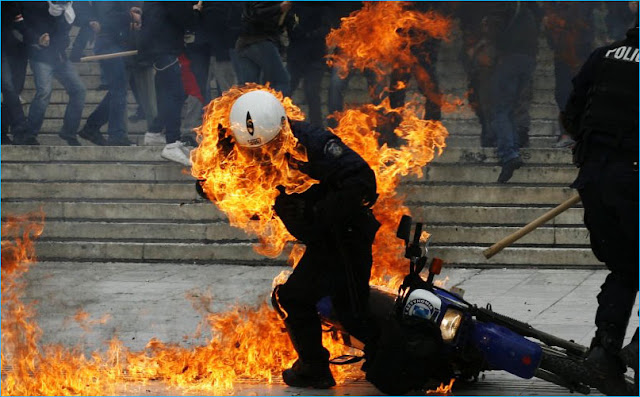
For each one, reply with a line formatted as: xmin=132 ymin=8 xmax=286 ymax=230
xmin=274 ymin=186 xmax=315 ymax=241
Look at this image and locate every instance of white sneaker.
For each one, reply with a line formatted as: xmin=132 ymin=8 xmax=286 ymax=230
xmin=144 ymin=132 xmax=165 ymax=146
xmin=161 ymin=141 xmax=192 ymax=166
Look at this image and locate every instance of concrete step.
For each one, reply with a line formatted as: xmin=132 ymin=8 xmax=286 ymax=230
xmin=33 ymin=240 xmax=286 ymax=264
xmin=1 ymin=161 xmax=576 ymax=185
xmin=0 ymin=143 xmax=574 ymax=166
xmin=2 ymin=181 xmax=577 ymax=205
xmin=5 ymin=133 xmax=564 ymax=148
xmin=40 ymin=220 xmax=252 ymax=242
xmin=430 ymin=246 xmax=601 ymax=267
xmin=403 ymin=184 xmax=576 ymax=205
xmin=30 ymin=240 xmax=600 ymax=268
xmin=1 ymin=143 xmax=573 ymax=165
xmin=37 ymin=220 xmax=590 ymax=246
xmin=1 ymin=202 xmax=584 ymax=226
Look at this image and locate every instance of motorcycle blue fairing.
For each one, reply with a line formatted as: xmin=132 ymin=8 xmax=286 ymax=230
xmin=470 ymin=321 xmax=542 ymax=379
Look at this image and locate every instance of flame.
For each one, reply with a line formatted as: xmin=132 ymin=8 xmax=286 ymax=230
xmin=191 ymin=83 xmax=315 ymax=258
xmin=1 ymin=214 xmax=361 ymax=395
xmin=427 ymin=378 xmax=455 ymax=395
xmin=326 ymin=2 xmax=452 ymax=80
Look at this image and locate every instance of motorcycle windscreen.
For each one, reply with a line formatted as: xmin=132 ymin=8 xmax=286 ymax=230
xmin=471 ymin=322 xmax=542 ymax=379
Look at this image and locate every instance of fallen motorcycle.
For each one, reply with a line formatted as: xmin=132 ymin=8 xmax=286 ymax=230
xmin=316 ymin=215 xmax=634 ymax=395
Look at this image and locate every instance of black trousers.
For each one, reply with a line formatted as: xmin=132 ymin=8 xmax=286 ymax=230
xmin=573 ymin=153 xmax=639 ymax=337
xmin=273 ymin=210 xmax=379 ymax=363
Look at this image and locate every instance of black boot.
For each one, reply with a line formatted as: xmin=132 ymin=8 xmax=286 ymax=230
xmin=586 ymin=324 xmax=628 ymax=395
xmin=620 ymin=328 xmax=638 ymax=394
xmin=497 ymin=157 xmax=523 ymax=183
xmin=283 ymin=359 xmax=336 ymax=389
xmin=282 ymin=323 xmax=335 ymax=389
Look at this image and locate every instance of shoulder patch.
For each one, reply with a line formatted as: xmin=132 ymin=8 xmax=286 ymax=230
xmin=324 ymin=139 xmax=344 ymax=158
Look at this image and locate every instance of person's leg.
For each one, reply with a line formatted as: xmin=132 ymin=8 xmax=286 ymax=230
xmin=8 ymin=47 xmax=28 ymax=94
xmin=578 ymin=163 xmax=638 ymax=394
xmin=101 ymin=55 xmax=128 ymax=142
xmin=186 ymin=44 xmax=212 ymax=103
xmin=154 ymin=56 xmax=184 ymax=144
xmin=272 ymin=245 xmax=335 ymax=388
xmin=132 ymin=64 xmax=158 ymax=131
xmin=25 ymin=60 xmax=55 ymax=142
xmin=246 ymin=41 xmax=291 ymax=96
xmin=155 ymin=55 xmax=191 ymax=165
xmin=234 ymin=46 xmax=262 ymax=86
xmin=70 ymin=25 xmax=93 ymax=62
xmin=213 ymin=53 xmax=237 ymax=96
xmin=1 ymin=53 xmax=28 ymax=140
xmin=327 ymin=67 xmax=350 ymax=115
xmin=302 ymin=60 xmax=325 ymax=127
xmin=54 ymin=60 xmax=87 ymax=143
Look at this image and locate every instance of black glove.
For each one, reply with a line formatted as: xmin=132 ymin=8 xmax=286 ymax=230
xmin=273 ymin=187 xmax=316 ymax=241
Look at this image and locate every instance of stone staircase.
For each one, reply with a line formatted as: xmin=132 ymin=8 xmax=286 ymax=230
xmin=1 ymin=26 xmax=600 ymax=268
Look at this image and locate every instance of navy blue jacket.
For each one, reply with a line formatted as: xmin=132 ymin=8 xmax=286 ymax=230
xmin=21 ymin=2 xmax=74 ymax=63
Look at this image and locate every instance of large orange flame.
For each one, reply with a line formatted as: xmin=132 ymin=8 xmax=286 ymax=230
xmin=326 ymin=2 xmax=452 ymax=79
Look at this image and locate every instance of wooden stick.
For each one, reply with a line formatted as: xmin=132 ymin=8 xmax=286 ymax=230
xmin=80 ymin=50 xmax=138 ymax=62
xmin=483 ymin=193 xmax=582 ymax=259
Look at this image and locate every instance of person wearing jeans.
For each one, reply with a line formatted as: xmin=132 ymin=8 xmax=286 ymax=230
xmin=234 ymin=2 xmax=293 ymax=96
xmin=140 ymin=1 xmax=199 ymax=166
xmin=27 ymin=59 xmax=86 ymax=146
xmin=79 ymin=2 xmax=137 ymax=146
xmin=21 ymin=1 xmax=86 ymax=146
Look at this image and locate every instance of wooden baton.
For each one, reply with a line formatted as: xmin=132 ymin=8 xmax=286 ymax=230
xmin=80 ymin=50 xmax=138 ymax=62
xmin=483 ymin=193 xmax=582 ymax=259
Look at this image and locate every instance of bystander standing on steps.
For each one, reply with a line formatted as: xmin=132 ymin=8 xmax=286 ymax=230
xmin=139 ymin=1 xmax=200 ymax=166
xmin=78 ymin=1 xmax=139 ymax=147
xmin=20 ymin=1 xmax=86 ymax=146
xmin=1 ymin=2 xmax=29 ymax=145
xmin=561 ymin=15 xmax=639 ymax=396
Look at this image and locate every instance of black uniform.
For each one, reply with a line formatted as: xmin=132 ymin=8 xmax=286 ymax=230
xmin=271 ymin=121 xmax=380 ymax=371
xmin=561 ymin=23 xmax=638 ymax=390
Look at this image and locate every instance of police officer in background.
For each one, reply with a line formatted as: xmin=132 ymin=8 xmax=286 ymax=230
xmin=561 ymin=15 xmax=638 ymax=396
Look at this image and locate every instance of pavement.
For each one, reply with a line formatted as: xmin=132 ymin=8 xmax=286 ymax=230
xmin=10 ymin=262 xmax=640 ymax=395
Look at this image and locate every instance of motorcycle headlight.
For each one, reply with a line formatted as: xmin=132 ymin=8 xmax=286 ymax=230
xmin=440 ymin=308 xmax=463 ymax=342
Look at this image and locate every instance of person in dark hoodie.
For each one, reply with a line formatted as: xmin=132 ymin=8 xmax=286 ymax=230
xmin=20 ymin=1 xmax=87 ymax=146
xmin=139 ymin=1 xmax=199 ymax=165
xmin=235 ymin=1 xmax=293 ymax=95
xmin=1 ymin=2 xmax=28 ymax=145
xmin=78 ymin=2 xmax=138 ymax=146
xmin=561 ymin=17 xmax=638 ymax=396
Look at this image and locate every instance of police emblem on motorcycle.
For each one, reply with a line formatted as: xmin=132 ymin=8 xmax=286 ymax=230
xmin=403 ymin=289 xmax=442 ymax=321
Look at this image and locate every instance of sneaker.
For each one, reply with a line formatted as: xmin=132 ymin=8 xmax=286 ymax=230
xmin=161 ymin=141 xmax=192 ymax=166
xmin=2 ymin=134 xmax=12 ymax=145
xmin=107 ymin=136 xmax=134 ymax=146
xmin=497 ymin=157 xmax=523 ymax=184
xmin=143 ymin=132 xmax=165 ymax=146
xmin=282 ymin=360 xmax=336 ymax=389
xmin=59 ymin=134 xmax=81 ymax=146
xmin=79 ymin=127 xmax=107 ymax=146
xmin=552 ymin=135 xmax=575 ymax=148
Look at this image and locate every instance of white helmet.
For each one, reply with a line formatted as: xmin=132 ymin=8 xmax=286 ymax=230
xmin=229 ymin=90 xmax=287 ymax=148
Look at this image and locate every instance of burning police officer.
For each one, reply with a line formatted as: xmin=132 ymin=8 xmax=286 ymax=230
xmin=561 ymin=16 xmax=638 ymax=396
xmin=214 ymin=90 xmax=381 ymax=388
